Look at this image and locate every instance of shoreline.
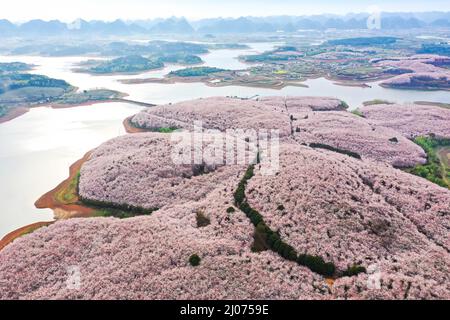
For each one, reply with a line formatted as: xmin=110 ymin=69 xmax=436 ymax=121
xmin=0 ymin=149 xmax=92 ymax=251
xmin=0 ymin=221 xmax=54 ymax=251
xmin=414 ymin=101 xmax=450 ymax=109
xmin=123 ymin=116 xmax=149 ymax=134
xmin=0 ymin=106 xmax=30 ymax=124
xmin=379 ymin=83 xmax=450 ymax=91
xmin=35 ymin=151 xmax=95 ymax=219
xmin=0 ymin=104 xmax=155 ymax=252
xmin=0 ymin=97 xmax=155 ymax=125
xmin=331 ymin=81 xmax=371 ymax=88
xmin=0 ymin=148 xmax=120 ymax=252
xmin=119 ymin=75 xmax=309 ymax=90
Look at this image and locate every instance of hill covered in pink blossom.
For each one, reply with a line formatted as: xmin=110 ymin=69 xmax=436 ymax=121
xmin=246 ymin=143 xmax=450 ymax=299
xmin=131 ymin=96 xmax=292 ymax=136
xmin=0 ymin=214 xmax=328 ymax=300
xmin=360 ymin=103 xmax=450 ymax=139
xmin=377 ymin=55 xmax=450 ymax=90
xmin=79 ymin=133 xmax=251 ymax=210
xmin=258 ymin=96 xmax=348 ymax=112
xmin=1 ymin=96 xmax=450 ymax=300
xmin=130 ymin=96 xmax=429 ymax=167
xmin=1 ymin=141 xmax=448 ymax=299
xmin=291 ymin=111 xmax=427 ymax=167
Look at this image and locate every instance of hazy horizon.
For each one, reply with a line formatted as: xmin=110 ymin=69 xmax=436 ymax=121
xmin=2 ymin=0 xmax=450 ymax=22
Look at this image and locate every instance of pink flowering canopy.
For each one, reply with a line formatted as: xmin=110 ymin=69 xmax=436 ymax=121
xmin=246 ymin=143 xmax=450 ymax=299
xmin=79 ymin=132 xmax=255 ymax=210
xmin=360 ymin=103 xmax=450 ymax=139
xmin=1 ymin=96 xmax=450 ymax=300
xmin=131 ymin=96 xmax=293 ymax=137
xmin=376 ymin=55 xmax=450 ymax=89
xmin=291 ymin=111 xmax=427 ymax=167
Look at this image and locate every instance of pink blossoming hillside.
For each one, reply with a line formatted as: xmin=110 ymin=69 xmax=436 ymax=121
xmin=258 ymin=96 xmax=348 ymax=112
xmin=0 ymin=215 xmax=328 ymax=300
xmin=0 ymin=182 xmax=330 ymax=300
xmin=377 ymin=55 xmax=450 ymax=89
xmin=131 ymin=96 xmax=292 ymax=136
xmin=1 ymin=95 xmax=450 ymax=300
xmin=79 ymin=132 xmax=253 ymax=210
xmin=291 ymin=111 xmax=427 ymax=167
xmin=360 ymin=103 xmax=450 ymax=139
xmin=246 ymin=143 xmax=450 ymax=298
xmin=130 ymin=96 xmax=432 ymax=167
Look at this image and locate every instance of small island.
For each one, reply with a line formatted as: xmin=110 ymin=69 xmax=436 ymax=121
xmin=168 ymin=66 xmax=228 ymax=77
xmin=81 ymin=55 xmax=164 ymax=75
xmin=120 ymin=39 xmax=450 ymax=89
xmin=0 ymin=62 xmax=34 ymax=73
xmin=0 ymin=66 xmax=128 ymax=123
xmin=76 ymin=53 xmax=205 ymax=75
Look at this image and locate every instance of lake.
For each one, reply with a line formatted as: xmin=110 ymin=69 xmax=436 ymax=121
xmin=1 ymin=42 xmax=450 ymax=237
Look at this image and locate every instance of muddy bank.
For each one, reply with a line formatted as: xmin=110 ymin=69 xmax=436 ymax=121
xmin=123 ymin=116 xmax=149 ymax=134
xmin=0 ymin=221 xmax=53 ymax=251
xmin=0 ymin=96 xmax=154 ymax=124
xmin=0 ymin=107 xmax=29 ymax=124
xmin=35 ymin=151 xmax=95 ymax=219
xmin=119 ymin=76 xmax=308 ymax=90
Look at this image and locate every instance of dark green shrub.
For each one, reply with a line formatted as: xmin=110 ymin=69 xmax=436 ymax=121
xmin=321 ymin=262 xmax=336 ymax=277
xmin=234 ymin=183 xmax=246 ymax=206
xmin=267 ymin=232 xmax=279 ymax=247
xmin=339 ymin=100 xmax=350 ymax=109
xmin=238 ymin=201 xmax=250 ymax=214
xmin=233 ymin=164 xmax=340 ymax=278
xmin=297 ymin=254 xmax=307 ymax=266
xmin=309 ymin=143 xmax=361 ymax=160
xmin=226 ymin=206 xmax=236 ymax=213
xmin=80 ymin=196 xmax=158 ymax=217
xmin=297 ymin=254 xmax=336 ymax=277
xmin=252 ymin=223 xmax=271 ymax=252
xmin=279 ymin=243 xmax=297 ymax=261
xmin=196 ymin=211 xmax=210 ymax=227
xmin=389 ymin=137 xmax=399 ymax=143
xmin=273 ymin=240 xmax=282 ymax=252
xmin=343 ymin=265 xmax=366 ymax=277
xmin=189 ymin=254 xmax=201 ymax=267
xmin=243 ymin=165 xmax=255 ymax=180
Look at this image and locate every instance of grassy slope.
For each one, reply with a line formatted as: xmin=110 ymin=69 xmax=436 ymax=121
xmin=408 ymin=137 xmax=450 ymax=189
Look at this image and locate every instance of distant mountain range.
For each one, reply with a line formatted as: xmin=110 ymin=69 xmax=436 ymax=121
xmin=2 ymin=12 xmax=450 ymax=36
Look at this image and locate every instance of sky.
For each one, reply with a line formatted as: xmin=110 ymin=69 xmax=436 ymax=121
xmin=2 ymin=0 xmax=450 ymax=22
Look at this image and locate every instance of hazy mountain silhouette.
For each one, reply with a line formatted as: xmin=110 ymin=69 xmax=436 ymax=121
xmin=0 ymin=19 xmax=16 ymax=33
xmin=1 ymin=12 xmax=450 ymax=37
xmin=197 ymin=17 xmax=276 ymax=33
xmin=150 ymin=17 xmax=194 ymax=33
xmin=19 ymin=19 xmax=67 ymax=35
